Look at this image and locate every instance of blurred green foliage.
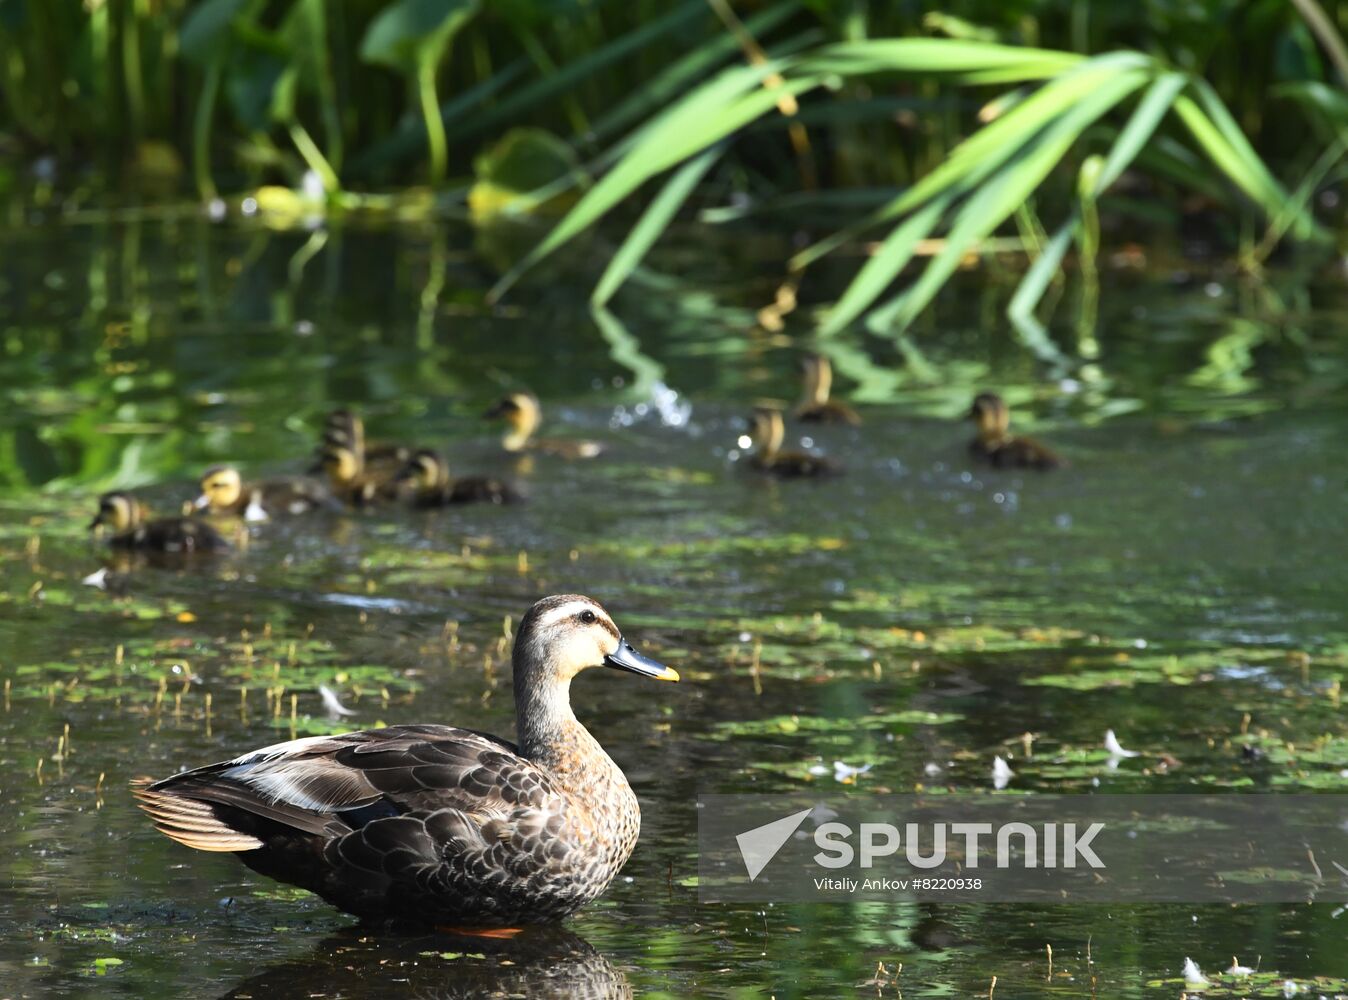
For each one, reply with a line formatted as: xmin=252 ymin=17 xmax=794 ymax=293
xmin=2 ymin=0 xmax=1348 ymax=337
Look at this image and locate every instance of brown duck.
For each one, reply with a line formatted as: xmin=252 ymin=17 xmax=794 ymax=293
xmin=135 ymin=595 xmax=678 ymax=927
xmin=967 ymin=392 xmax=1063 ymax=470
xmin=396 ymin=449 xmax=523 ymax=506
xmin=485 ymin=393 xmax=604 ymax=459
xmin=748 ymin=407 xmax=841 ymax=478
xmin=91 ymin=491 xmax=232 ymax=553
xmin=795 ymin=354 xmax=861 ymax=426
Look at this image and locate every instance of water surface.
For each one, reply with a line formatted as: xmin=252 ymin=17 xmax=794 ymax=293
xmin=1 ymin=217 xmax=1347 ymax=997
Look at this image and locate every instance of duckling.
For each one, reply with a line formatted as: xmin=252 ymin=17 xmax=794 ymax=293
xmin=485 ymin=392 xmax=604 ymax=459
xmin=90 ymin=491 xmax=232 ymax=553
xmin=319 ymin=409 xmax=411 ymax=477
xmin=747 ymin=407 xmax=841 ymax=478
xmin=396 ymin=449 xmax=523 ymax=506
xmin=317 ymin=443 xmax=405 ymax=507
xmin=967 ymin=392 xmax=1063 ymax=470
xmin=795 ymin=354 xmax=861 ymax=425
xmin=135 ymin=594 xmax=679 ymax=927
xmin=195 ymin=465 xmax=333 ymax=521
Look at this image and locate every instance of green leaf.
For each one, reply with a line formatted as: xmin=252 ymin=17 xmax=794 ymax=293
xmin=792 ymin=51 xmax=1153 ymax=270
xmin=179 ymin=0 xmax=249 ymax=64
xmin=1087 ymin=71 xmax=1188 ymax=197
xmin=490 ymin=64 xmax=819 ymax=300
xmin=818 ymin=195 xmax=951 ymax=336
xmin=468 ymin=127 xmax=587 ymax=219
xmin=799 ymin=38 xmax=1084 ymax=77
xmin=592 ymin=144 xmax=722 ymax=306
xmin=1175 ymin=79 xmax=1323 ymax=240
xmin=359 ymin=0 xmax=478 ymax=73
xmin=867 ymin=66 xmax=1150 ymax=335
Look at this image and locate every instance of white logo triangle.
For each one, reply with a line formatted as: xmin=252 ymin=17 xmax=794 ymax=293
xmin=735 ymin=807 xmax=814 ymax=881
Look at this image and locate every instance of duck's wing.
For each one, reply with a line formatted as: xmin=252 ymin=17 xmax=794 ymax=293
xmin=260 ymin=475 xmax=341 ymax=513
xmin=796 ymin=401 xmax=862 ymax=426
xmin=114 ymin=518 xmax=232 ymax=553
xmin=449 ymin=477 xmax=523 ymax=505
xmin=136 ymin=724 xmax=556 ymax=852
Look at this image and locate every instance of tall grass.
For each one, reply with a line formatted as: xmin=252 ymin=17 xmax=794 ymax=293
xmin=0 ymin=0 xmax=1344 ymax=344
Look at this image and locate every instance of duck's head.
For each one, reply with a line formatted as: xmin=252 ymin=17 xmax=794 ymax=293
xmin=969 ymin=392 xmax=1011 ymax=438
xmin=485 ymin=392 xmax=542 ymax=449
xmin=321 ymin=409 xmax=365 ymax=452
xmin=195 ymin=465 xmax=243 ymax=511
xmin=800 ymin=353 xmax=832 ymax=405
xmin=90 ymin=491 xmax=142 ymax=533
xmin=319 ymin=445 xmax=362 ymax=486
xmin=514 ymin=594 xmax=679 ymax=687
xmin=749 ymin=406 xmax=786 ymax=459
xmin=395 ymin=448 xmax=447 ymax=490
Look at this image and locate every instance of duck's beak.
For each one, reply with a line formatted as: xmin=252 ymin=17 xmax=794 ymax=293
xmin=605 ymin=638 xmax=679 ymax=682
xmin=192 ymin=494 xmax=210 ymax=510
xmin=483 ymin=400 xmax=508 ymax=419
xmin=88 ymin=513 xmax=105 ymax=531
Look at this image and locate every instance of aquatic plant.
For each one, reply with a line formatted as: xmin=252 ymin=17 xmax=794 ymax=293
xmin=0 ymin=1 xmax=1342 ymax=345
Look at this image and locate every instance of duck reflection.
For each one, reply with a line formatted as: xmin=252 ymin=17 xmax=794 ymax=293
xmin=219 ymin=925 xmax=632 ymax=1000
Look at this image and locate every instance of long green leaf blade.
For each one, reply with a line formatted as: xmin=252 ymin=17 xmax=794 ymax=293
xmin=490 ymin=68 xmax=818 ymax=300
xmin=791 ymin=51 xmax=1155 ymax=270
xmin=592 ymin=144 xmax=723 ymax=306
xmin=867 ymin=67 xmax=1149 ymax=335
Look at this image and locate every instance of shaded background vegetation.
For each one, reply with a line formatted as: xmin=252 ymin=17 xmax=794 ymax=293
xmin=4 ymin=0 xmax=1348 ymax=367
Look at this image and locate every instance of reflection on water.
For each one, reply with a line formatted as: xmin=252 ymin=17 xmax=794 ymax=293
xmin=221 ymin=927 xmax=631 ymax=1000
xmin=1 ymin=217 xmax=1348 ymax=998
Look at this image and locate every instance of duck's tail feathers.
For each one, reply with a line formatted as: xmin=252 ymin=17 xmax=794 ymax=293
xmin=133 ymin=777 xmax=264 ymax=853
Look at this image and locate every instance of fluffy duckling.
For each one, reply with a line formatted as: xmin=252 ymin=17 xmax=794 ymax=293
xmin=90 ymin=491 xmax=232 ymax=553
xmin=795 ymin=354 xmax=861 ymax=426
xmin=318 ymin=444 xmax=405 ymax=507
xmin=135 ymin=594 xmax=678 ymax=927
xmin=195 ymin=465 xmax=333 ymax=521
xmin=320 ymin=410 xmax=411 ymax=471
xmin=395 ymin=449 xmax=523 ymax=507
xmin=485 ymin=392 xmax=603 ymax=459
xmin=967 ymin=392 xmax=1063 ymax=470
xmin=748 ymin=407 xmax=841 ymax=478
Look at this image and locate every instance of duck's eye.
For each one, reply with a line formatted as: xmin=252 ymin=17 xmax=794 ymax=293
xmin=578 ymin=610 xmax=597 ymax=625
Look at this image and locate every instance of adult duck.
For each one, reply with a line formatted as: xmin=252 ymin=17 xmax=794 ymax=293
xmin=135 ymin=595 xmax=678 ymax=927
xmin=967 ymin=392 xmax=1064 ymax=470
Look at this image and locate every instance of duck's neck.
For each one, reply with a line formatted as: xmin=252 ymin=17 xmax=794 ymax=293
xmin=515 ymin=675 xmax=624 ymax=791
xmin=502 ymin=407 xmax=540 ymax=452
xmin=804 ymin=363 xmax=830 ymax=406
xmin=756 ymin=416 xmax=784 ymax=463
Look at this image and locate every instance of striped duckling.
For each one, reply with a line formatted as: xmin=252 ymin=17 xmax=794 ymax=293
xmin=967 ymin=392 xmax=1063 ymax=470
xmin=395 ymin=449 xmax=523 ymax=507
xmin=747 ymin=406 xmax=841 ymax=478
xmin=135 ymin=594 xmax=678 ymax=928
xmin=319 ymin=409 xmax=412 ymax=477
xmin=91 ymin=491 xmax=232 ymax=553
xmin=485 ymin=392 xmax=603 ymax=459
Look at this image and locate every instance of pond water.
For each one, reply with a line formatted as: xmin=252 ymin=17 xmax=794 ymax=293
xmin=1 ymin=216 xmax=1347 ymax=998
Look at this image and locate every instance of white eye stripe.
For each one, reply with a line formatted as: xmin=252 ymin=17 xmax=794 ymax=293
xmin=536 ymin=600 xmax=608 ymax=630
